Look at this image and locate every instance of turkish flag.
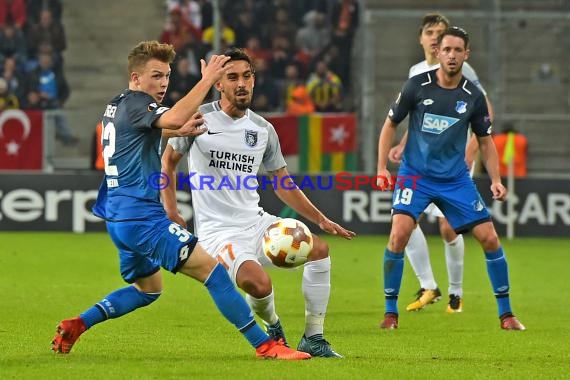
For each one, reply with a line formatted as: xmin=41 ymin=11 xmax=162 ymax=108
xmin=0 ymin=110 xmax=43 ymax=170
xmin=321 ymin=114 xmax=356 ymax=153
xmin=267 ymin=114 xmax=299 ymax=155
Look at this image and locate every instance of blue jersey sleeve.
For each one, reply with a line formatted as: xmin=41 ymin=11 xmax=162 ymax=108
xmin=470 ymin=93 xmax=492 ymax=137
xmin=388 ymin=78 xmax=417 ymax=124
xmin=126 ymin=92 xmax=170 ymax=130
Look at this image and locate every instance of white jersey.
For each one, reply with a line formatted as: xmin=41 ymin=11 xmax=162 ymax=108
xmin=168 ymin=101 xmax=287 ymax=238
xmin=408 ymin=60 xmax=487 ymax=95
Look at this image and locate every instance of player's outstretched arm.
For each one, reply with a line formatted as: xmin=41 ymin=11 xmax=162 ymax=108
xmin=156 ymin=55 xmax=231 ymax=130
xmin=161 ymin=144 xmax=187 ymax=227
xmin=270 ymin=167 xmax=355 ymax=240
xmin=477 ymin=135 xmax=507 ymax=201
xmin=162 ymin=112 xmax=207 ymax=138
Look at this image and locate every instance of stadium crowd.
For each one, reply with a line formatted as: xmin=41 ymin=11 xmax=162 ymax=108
xmin=0 ymin=0 xmax=78 ymax=145
xmin=160 ymin=0 xmax=359 ymax=113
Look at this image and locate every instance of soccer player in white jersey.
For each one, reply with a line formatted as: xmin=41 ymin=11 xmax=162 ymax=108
xmin=161 ymin=48 xmax=355 ymax=358
xmin=388 ymin=13 xmax=495 ymax=314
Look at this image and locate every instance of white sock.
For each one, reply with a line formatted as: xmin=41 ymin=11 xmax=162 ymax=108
xmin=405 ymin=225 xmax=437 ymax=289
xmin=246 ymin=290 xmax=279 ymax=325
xmin=302 ymin=256 xmax=331 ymax=337
xmin=444 ymin=235 xmax=464 ymax=297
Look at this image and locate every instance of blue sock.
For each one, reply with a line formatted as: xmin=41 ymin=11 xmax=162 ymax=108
xmin=80 ymin=286 xmax=160 ymax=328
xmin=384 ymin=248 xmax=404 ymax=315
xmin=485 ymin=247 xmax=512 ymax=317
xmin=204 ymin=264 xmax=268 ymax=348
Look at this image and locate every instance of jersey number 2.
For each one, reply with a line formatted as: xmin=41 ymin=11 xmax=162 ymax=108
xmin=102 ymin=121 xmax=118 ymax=176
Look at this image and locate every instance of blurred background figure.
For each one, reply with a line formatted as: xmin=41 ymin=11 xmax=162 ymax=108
xmin=492 ymin=123 xmax=528 ymax=178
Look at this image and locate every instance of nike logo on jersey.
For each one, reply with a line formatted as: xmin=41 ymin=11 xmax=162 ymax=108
xmin=421 ymin=113 xmax=459 ymax=134
xmin=207 ymin=131 xmax=223 ymax=135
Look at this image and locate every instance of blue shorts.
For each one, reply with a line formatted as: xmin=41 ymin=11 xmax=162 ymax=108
xmin=392 ymin=169 xmax=491 ymax=233
xmin=106 ymin=216 xmax=198 ymax=283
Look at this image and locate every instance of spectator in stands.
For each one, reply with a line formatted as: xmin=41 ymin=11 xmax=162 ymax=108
xmin=166 ymin=0 xmax=202 ymax=31
xmin=268 ymin=7 xmax=297 ymax=44
xmin=0 ymin=76 xmax=18 ymax=109
xmin=160 ymin=7 xmax=201 ymax=51
xmin=23 ymin=51 xmax=78 ymax=145
xmin=296 ymin=10 xmax=330 ymax=59
xmin=286 ymin=84 xmax=314 ymax=116
xmin=330 ymin=0 xmax=359 ymax=86
xmin=492 ymin=123 xmax=528 ymax=178
xmin=0 ymin=22 xmax=27 ymax=70
xmin=26 ymin=8 xmax=66 ymax=60
xmin=244 ymin=35 xmax=271 ymax=64
xmin=0 ymin=0 xmax=26 ymax=30
xmin=251 ymin=58 xmax=279 ymax=112
xmin=164 ymin=56 xmax=200 ymax=107
xmin=233 ymin=9 xmax=262 ymax=47
xmin=306 ymin=59 xmax=343 ymax=112
xmin=201 ymin=17 xmax=235 ymax=48
xmin=268 ymin=35 xmax=293 ymax=81
xmin=26 ymin=0 xmax=62 ymax=24
xmin=2 ymin=55 xmax=24 ymax=101
xmin=281 ymin=62 xmax=303 ymax=110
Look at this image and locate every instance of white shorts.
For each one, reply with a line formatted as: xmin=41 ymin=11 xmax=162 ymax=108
xmin=197 ymin=212 xmax=282 ymax=282
xmin=423 ymin=203 xmax=445 ymax=218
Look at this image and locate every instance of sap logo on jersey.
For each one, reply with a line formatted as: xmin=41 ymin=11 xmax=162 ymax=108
xmin=421 ymin=113 xmax=459 ymax=134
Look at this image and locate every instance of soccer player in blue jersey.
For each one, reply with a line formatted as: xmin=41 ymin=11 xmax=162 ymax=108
xmin=390 ymin=13 xmax=496 ymax=314
xmin=376 ymin=27 xmax=525 ymax=330
xmin=50 ymin=41 xmax=311 ymax=360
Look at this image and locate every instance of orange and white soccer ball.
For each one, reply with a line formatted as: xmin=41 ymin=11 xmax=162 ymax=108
xmin=262 ymin=218 xmax=313 ymax=268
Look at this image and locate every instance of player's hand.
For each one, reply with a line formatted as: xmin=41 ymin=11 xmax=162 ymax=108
xmin=200 ymin=54 xmax=232 ymax=84
xmin=376 ymin=168 xmax=393 ymax=190
xmin=388 ymin=144 xmax=404 ymax=164
xmin=318 ymin=217 xmax=356 ymax=240
xmin=491 ymin=182 xmax=507 ymax=201
xmin=176 ymin=112 xmax=206 ymax=137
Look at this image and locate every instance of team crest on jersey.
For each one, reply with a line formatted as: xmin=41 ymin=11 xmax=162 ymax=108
xmin=244 ymin=130 xmax=258 ymax=147
xmin=148 ymin=102 xmax=158 ymax=111
xmin=421 ymin=113 xmax=459 ymax=134
xmin=423 ymin=99 xmax=434 ymax=106
xmin=471 ymin=199 xmax=484 ymax=212
xmin=455 ymin=101 xmax=467 ymax=114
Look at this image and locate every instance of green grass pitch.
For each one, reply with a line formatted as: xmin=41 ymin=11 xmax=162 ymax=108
xmin=1 ymin=232 xmax=569 ymax=379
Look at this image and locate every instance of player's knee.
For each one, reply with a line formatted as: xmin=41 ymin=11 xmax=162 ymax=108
xmin=308 ymin=236 xmax=329 ymax=260
xmin=389 ymin=229 xmax=410 ymax=252
xmin=240 ymin=273 xmax=272 ymax=298
xmin=478 ymin=232 xmax=500 ymax=251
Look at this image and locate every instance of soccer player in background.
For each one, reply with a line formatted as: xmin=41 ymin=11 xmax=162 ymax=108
xmin=161 ymin=48 xmax=356 ymax=358
xmin=51 ymin=41 xmax=311 ymax=360
xmin=388 ymin=13 xmax=495 ymax=313
xmin=376 ymin=27 xmax=525 ymax=330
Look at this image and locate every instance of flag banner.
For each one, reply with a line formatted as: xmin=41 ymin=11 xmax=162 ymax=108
xmin=0 ymin=110 xmax=44 ymax=170
xmin=502 ymin=131 xmax=515 ymax=165
xmin=267 ymin=114 xmax=299 ymax=155
xmin=267 ymin=113 xmax=357 ymax=174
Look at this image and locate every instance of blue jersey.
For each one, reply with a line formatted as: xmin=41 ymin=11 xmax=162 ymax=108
xmin=389 ymin=69 xmax=491 ymax=180
xmin=93 ymin=90 xmax=170 ymax=221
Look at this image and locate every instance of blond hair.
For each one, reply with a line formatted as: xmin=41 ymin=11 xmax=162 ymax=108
xmin=127 ymin=41 xmax=176 ymax=74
